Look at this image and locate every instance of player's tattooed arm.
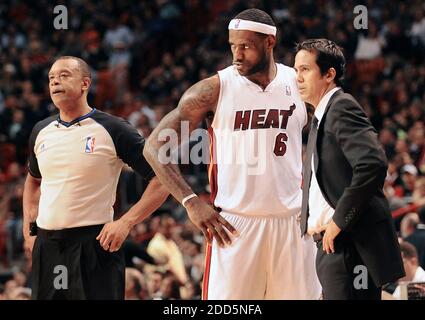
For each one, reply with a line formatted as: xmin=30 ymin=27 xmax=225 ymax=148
xmin=144 ymin=76 xmax=237 ymax=246
xmin=177 ymin=75 xmax=220 ymax=132
xmin=144 ymin=75 xmax=219 ymax=203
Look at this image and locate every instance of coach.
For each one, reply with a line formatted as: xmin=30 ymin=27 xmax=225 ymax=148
xmin=295 ymin=39 xmax=405 ymax=299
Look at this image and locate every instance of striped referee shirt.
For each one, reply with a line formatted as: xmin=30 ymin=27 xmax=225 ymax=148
xmin=28 ymin=108 xmax=155 ymax=230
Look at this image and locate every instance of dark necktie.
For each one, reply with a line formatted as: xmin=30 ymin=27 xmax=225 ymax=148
xmin=300 ymin=116 xmax=318 ymax=235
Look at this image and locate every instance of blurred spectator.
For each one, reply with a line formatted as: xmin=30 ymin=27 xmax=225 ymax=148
xmin=410 ymin=9 xmax=425 ymax=48
xmin=103 ymin=17 xmax=134 ymax=103
xmin=157 ymin=273 xmax=181 ymax=300
xmin=8 ymin=287 xmax=31 ymax=300
xmin=146 ymin=215 xmax=188 ymax=284
xmin=5 ymin=184 xmax=24 ymax=264
xmin=401 ymin=213 xmax=421 ymax=239
xmin=1 ymin=280 xmax=18 ymax=300
xmin=146 ymin=270 xmax=164 ymax=299
xmin=12 ymin=269 xmax=28 ymax=287
xmin=125 ymin=267 xmax=147 ymax=300
xmin=354 ymin=21 xmax=386 ymax=60
xmin=401 ymin=212 xmax=425 ymax=269
xmin=180 ymin=279 xmax=201 ymax=300
xmin=398 ymin=164 xmax=419 ymax=199
xmin=413 ymin=177 xmax=425 ymax=221
xmin=393 ymin=242 xmax=425 ymax=299
xmin=103 ymin=17 xmax=134 ymax=69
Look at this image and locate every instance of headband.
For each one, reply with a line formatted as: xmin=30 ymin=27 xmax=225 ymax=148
xmin=228 ymin=19 xmax=276 ymax=36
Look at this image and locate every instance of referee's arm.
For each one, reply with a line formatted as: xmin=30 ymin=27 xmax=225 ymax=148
xmin=117 ymin=176 xmax=168 ymax=227
xmin=23 ymin=173 xmax=41 ymax=254
xmin=96 ymin=176 xmax=169 ymax=252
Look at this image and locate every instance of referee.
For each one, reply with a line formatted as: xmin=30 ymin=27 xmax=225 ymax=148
xmin=22 ymin=56 xmax=169 ymax=300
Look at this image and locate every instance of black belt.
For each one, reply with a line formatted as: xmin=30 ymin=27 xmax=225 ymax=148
xmin=37 ymin=224 xmax=104 ymax=240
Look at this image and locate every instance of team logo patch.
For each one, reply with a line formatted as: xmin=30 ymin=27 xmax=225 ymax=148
xmin=85 ymin=136 xmax=96 ymax=153
xmin=285 ymin=86 xmax=291 ymax=96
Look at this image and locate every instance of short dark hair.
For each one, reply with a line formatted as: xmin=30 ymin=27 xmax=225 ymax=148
xmin=400 ymin=241 xmax=418 ymax=260
xmin=53 ymin=56 xmax=91 ymax=79
xmin=234 ymin=8 xmax=275 ymax=27
xmin=295 ymin=39 xmax=346 ymax=86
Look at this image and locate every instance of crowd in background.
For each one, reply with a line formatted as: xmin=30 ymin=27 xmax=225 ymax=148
xmin=0 ymin=0 xmax=424 ymax=300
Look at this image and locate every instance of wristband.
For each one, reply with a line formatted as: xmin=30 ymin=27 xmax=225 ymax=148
xmin=182 ymin=194 xmax=197 ymax=208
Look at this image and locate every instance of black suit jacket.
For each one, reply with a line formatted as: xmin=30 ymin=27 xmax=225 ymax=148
xmin=312 ymin=89 xmax=404 ymax=286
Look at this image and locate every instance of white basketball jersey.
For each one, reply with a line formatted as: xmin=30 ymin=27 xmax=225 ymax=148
xmin=209 ymin=64 xmax=307 ymax=217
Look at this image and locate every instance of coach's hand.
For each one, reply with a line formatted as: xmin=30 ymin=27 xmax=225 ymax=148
xmin=97 ymin=219 xmax=131 ymax=252
xmin=322 ymin=219 xmax=341 ymax=254
xmin=184 ymin=197 xmax=238 ymax=247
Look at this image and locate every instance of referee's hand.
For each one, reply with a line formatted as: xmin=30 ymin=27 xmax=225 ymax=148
xmin=24 ymin=236 xmax=36 ymax=255
xmin=184 ymin=197 xmax=238 ymax=247
xmin=96 ymin=219 xmax=131 ymax=252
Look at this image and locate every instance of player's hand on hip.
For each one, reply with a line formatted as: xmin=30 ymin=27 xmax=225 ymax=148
xmin=96 ymin=219 xmax=131 ymax=252
xmin=185 ymin=198 xmax=238 ymax=247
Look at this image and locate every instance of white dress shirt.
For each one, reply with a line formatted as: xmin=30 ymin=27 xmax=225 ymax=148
xmin=307 ymin=87 xmax=341 ymax=234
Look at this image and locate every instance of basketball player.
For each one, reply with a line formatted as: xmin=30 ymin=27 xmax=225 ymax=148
xmin=144 ymin=9 xmax=321 ymax=299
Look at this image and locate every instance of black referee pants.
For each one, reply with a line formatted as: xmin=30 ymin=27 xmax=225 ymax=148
xmin=31 ymin=224 xmax=125 ymax=300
